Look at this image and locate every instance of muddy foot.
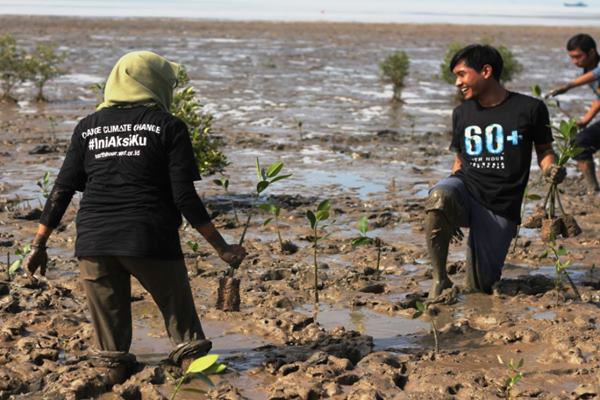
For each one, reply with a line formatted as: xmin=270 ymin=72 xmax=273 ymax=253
xmin=427 ymin=277 xmax=453 ymax=300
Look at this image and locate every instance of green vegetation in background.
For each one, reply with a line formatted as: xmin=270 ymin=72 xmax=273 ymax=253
xmin=380 ymin=51 xmax=410 ymax=102
xmin=170 ymin=68 xmax=229 ymax=175
xmin=0 ymin=34 xmax=67 ymax=102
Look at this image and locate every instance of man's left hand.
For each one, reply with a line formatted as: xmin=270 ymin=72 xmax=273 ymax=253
xmin=543 ymin=164 xmax=567 ymax=185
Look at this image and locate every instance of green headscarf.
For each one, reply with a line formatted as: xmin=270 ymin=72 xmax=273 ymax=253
xmin=98 ymin=51 xmax=179 ymax=111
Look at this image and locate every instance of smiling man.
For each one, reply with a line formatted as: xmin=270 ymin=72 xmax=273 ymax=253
xmin=548 ymin=33 xmax=600 ymax=193
xmin=425 ymin=44 xmax=564 ymax=298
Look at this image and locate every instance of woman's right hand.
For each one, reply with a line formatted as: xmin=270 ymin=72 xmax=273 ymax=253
xmin=24 ymin=245 xmax=48 ymax=277
xmin=218 ymin=244 xmax=247 ymax=269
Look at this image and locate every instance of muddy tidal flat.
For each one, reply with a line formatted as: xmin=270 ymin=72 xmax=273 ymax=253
xmin=1 ymin=16 xmax=600 ymax=399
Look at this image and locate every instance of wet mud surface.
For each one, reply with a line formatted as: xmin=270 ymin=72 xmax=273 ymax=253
xmin=1 ymin=16 xmax=600 ymax=399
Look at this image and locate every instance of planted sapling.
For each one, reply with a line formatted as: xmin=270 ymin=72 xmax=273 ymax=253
xmin=258 ymin=202 xmax=298 ymax=254
xmin=351 ymin=216 xmax=383 ymax=279
xmin=497 ymin=356 xmax=524 ymax=400
xmin=545 ymin=242 xmax=581 ymax=302
xmin=213 ymin=177 xmax=239 ymax=225
xmin=169 ymin=354 xmax=227 ymax=400
xmin=413 ymin=300 xmax=440 ymax=354
xmin=216 ymin=158 xmax=291 ymax=311
xmin=529 ymin=85 xmax=582 ymax=241
xmin=186 ymin=240 xmax=201 ymax=272
xmin=238 ymin=158 xmax=292 ymax=246
xmin=306 ymin=199 xmax=332 ymax=305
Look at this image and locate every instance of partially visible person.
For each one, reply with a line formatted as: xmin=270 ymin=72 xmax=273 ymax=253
xmin=425 ymin=44 xmax=564 ymax=298
xmin=24 ymin=51 xmax=246 ymax=385
xmin=548 ymin=33 xmax=600 ymax=193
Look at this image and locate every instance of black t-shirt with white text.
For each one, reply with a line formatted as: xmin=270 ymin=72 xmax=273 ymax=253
xmin=56 ymin=105 xmax=201 ymax=259
xmin=450 ymin=92 xmax=553 ymax=222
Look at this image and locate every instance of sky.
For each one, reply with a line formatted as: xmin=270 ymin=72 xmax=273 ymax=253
xmin=0 ymin=0 xmax=599 ymax=26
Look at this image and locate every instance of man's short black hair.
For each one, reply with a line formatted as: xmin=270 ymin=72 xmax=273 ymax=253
xmin=567 ymin=33 xmax=597 ymax=53
xmin=449 ymin=44 xmax=504 ymax=81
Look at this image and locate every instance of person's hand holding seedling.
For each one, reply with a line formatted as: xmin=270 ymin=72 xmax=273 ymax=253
xmin=218 ymin=244 xmax=246 ymax=269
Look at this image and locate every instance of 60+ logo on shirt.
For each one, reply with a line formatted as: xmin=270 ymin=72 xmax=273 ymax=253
xmin=464 ymin=124 xmax=522 ymax=156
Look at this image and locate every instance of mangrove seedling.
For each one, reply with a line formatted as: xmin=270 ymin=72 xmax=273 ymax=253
xmin=413 ymin=300 xmax=440 ymax=354
xmin=380 ymin=51 xmax=410 ymax=102
xmin=497 ymin=356 xmax=524 ymax=400
xmin=217 ymin=159 xmax=291 ymax=311
xmin=545 ymin=241 xmax=582 ymax=302
xmin=258 ymin=202 xmax=298 ymax=254
xmin=169 ymin=354 xmax=227 ymax=400
xmin=213 ymin=177 xmax=239 ymax=225
xmin=238 ymin=158 xmax=292 ymax=247
xmin=306 ymin=199 xmax=332 ymax=305
xmin=529 ymin=85 xmax=583 ymax=241
xmin=186 ymin=240 xmax=200 ymax=271
xmin=36 ymin=171 xmax=52 ymax=199
xmin=9 ymin=243 xmax=31 ymax=278
xmin=351 ymin=216 xmax=383 ymax=279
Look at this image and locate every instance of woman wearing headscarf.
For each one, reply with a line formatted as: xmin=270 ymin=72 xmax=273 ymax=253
xmin=24 ymin=51 xmax=246 ymax=384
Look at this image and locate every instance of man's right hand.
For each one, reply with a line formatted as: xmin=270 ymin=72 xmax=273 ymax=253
xmin=24 ymin=245 xmax=48 ymax=277
xmin=546 ymin=85 xmax=569 ymax=98
xmin=218 ymin=244 xmax=247 ymax=269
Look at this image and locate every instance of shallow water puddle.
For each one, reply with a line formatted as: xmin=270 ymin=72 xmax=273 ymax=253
xmin=131 ymin=318 xmax=270 ymax=369
xmin=296 ymin=303 xmax=428 ymax=350
xmin=283 ymin=169 xmax=388 ymax=200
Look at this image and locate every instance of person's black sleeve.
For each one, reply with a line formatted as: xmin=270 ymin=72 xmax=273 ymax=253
xmin=171 ymin=180 xmax=211 ymax=227
xmin=165 ymin=118 xmax=209 ymax=226
xmin=449 ymin=107 xmax=462 ymax=153
xmin=532 ymin=100 xmax=553 ymax=145
xmin=40 ymin=127 xmax=87 ymax=228
xmin=39 ymin=184 xmax=76 ymax=228
xmin=165 ymin=119 xmax=201 ymax=183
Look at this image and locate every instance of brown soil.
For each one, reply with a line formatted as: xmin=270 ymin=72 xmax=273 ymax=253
xmin=1 ymin=16 xmax=600 ymax=400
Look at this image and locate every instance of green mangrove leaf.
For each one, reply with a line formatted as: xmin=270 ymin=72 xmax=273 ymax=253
xmin=186 ymin=354 xmax=219 ymax=374
xmin=315 ymin=210 xmax=329 ymax=222
xmin=266 ymin=162 xmax=284 ymax=178
xmin=317 ymin=199 xmax=331 ymax=212
xmin=531 ymin=84 xmax=542 ymax=98
xmin=203 ymin=362 xmax=227 ymax=374
xmin=257 ymin=180 xmax=270 ymax=194
xmin=358 ymin=216 xmax=369 ymax=235
xmin=269 ymin=174 xmax=292 ymax=184
xmin=306 ymin=210 xmax=316 ymax=229
xmin=9 ymin=260 xmax=22 ymax=275
xmin=263 ymin=218 xmax=273 ymax=226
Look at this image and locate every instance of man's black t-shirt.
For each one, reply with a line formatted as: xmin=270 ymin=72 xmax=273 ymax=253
xmin=450 ymin=92 xmax=553 ymax=222
xmin=55 ymin=105 xmax=201 ymax=259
